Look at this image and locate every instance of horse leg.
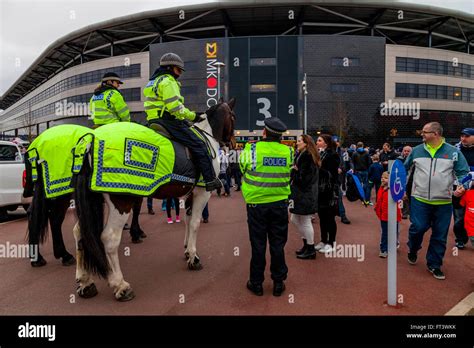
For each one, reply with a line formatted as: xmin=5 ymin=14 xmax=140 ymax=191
xmin=73 ymin=222 xmax=98 ymax=298
xmin=104 ymin=195 xmax=135 ymax=301
xmin=28 ymin=204 xmax=47 ymax=267
xmin=50 ymin=195 xmax=75 ymax=266
xmin=130 ymin=197 xmax=146 ymax=243
xmin=185 ymin=188 xmax=210 ymax=270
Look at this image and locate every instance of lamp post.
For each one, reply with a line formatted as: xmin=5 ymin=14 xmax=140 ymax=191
xmin=215 ymin=62 xmax=226 ymax=101
xmin=302 ymin=73 xmax=308 ymax=134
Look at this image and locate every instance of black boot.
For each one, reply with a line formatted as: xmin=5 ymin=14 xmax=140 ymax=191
xmin=205 ymin=178 xmax=222 ymax=192
xmin=295 ymin=239 xmax=308 ymax=255
xmin=297 ymin=244 xmax=316 ymax=259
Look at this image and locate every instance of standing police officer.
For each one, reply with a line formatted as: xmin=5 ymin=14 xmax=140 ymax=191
xmin=89 ymin=72 xmax=130 ymax=127
xmin=240 ymin=117 xmax=293 ymax=296
xmin=143 ymin=53 xmax=221 ymax=192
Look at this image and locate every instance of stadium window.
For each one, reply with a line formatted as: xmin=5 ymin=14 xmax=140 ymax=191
xmin=395 ymin=83 xmax=407 ymax=97
xmin=396 ymin=57 xmax=406 ymax=72
xmin=461 ymin=64 xmax=470 ymax=78
xmin=407 ymin=84 xmax=417 ymax=98
xmin=470 ymin=89 xmax=474 ymax=102
xmin=436 ymin=85 xmax=447 ymax=99
xmin=462 ymin=88 xmax=469 ymax=102
xmin=447 ymin=86 xmax=454 ymax=100
xmin=427 ymin=59 xmax=437 ymax=74
xmin=250 ymin=84 xmax=277 ymax=92
xmin=406 ymin=58 xmax=416 ymax=72
xmin=418 ymin=59 xmax=428 ymax=73
xmin=427 ymin=85 xmax=436 ymax=99
xmin=453 ymin=87 xmax=462 ymax=101
xmin=250 ymin=58 xmax=277 ymax=66
xmin=418 ymin=84 xmax=427 ymax=98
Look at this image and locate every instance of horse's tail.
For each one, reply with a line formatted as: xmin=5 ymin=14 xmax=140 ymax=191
xmin=26 ymin=161 xmax=49 ymax=246
xmin=74 ymin=157 xmax=109 ymax=278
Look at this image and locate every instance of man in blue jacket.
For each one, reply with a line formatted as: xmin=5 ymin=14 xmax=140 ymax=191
xmin=404 ymin=122 xmax=470 ymax=280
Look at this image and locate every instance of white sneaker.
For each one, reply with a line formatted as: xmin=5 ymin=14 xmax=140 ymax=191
xmin=319 ymin=244 xmax=333 ymax=254
xmin=314 ymin=242 xmax=326 ymax=251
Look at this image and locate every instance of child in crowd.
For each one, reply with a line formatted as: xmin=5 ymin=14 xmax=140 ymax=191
xmin=368 ymin=154 xmax=384 ymax=203
xmin=374 ymin=172 xmax=401 ymax=258
xmin=460 ymin=185 xmax=474 ymax=247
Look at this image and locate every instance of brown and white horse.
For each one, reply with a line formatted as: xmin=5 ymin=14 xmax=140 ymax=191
xmin=73 ymin=98 xmax=236 ymax=301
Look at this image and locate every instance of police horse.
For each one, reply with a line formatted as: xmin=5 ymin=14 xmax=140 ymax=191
xmin=73 ymin=98 xmax=235 ymax=301
xmin=23 ymin=125 xmax=147 ymax=268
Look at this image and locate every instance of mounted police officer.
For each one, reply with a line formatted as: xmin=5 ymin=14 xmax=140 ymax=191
xmin=143 ymin=53 xmax=221 ymax=192
xmin=90 ymin=72 xmax=130 ymax=127
xmin=240 ymin=117 xmax=293 ymax=297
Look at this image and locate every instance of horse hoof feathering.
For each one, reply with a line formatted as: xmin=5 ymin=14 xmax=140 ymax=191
xmin=187 ymin=255 xmax=203 ymax=271
xmin=77 ymin=283 xmax=98 ymax=299
xmin=115 ymin=287 xmax=135 ymax=302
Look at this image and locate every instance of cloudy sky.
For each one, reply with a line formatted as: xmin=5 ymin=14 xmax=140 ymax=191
xmin=1 ymin=0 xmax=473 ymax=100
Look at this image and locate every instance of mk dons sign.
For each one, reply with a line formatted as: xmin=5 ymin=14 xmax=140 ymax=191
xmin=205 ymin=42 xmax=219 ymax=107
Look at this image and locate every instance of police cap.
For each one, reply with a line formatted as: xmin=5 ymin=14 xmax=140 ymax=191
xmin=461 ymin=128 xmax=474 ymax=136
xmin=264 ymin=117 xmax=287 ymax=134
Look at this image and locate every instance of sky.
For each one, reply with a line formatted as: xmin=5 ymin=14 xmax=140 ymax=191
xmin=0 ymin=0 xmax=473 ymax=103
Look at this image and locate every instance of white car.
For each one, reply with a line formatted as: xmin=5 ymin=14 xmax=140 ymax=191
xmin=0 ymin=140 xmax=30 ymax=221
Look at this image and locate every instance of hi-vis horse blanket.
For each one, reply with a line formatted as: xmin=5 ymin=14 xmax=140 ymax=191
xmin=26 ymin=125 xmax=92 ymax=199
xmin=73 ymin=122 xmax=196 ymax=196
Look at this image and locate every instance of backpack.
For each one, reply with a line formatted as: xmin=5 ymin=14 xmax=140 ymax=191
xmin=346 ymin=174 xmax=360 ymax=202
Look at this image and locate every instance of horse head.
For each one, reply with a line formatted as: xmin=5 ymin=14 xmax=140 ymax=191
xmin=205 ymin=97 xmax=236 ymax=146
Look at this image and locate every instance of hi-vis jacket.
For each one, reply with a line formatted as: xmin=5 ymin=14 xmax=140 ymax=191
xmin=239 ymin=140 xmax=293 ymax=204
xmin=404 ymin=141 xmax=469 ymax=203
xmin=143 ymin=73 xmax=196 ymax=122
xmin=89 ymin=88 xmax=130 ymax=125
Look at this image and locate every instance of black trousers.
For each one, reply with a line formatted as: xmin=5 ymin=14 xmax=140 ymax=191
xmin=319 ymin=207 xmax=337 ymax=245
xmin=166 ymin=197 xmax=180 ymax=218
xmin=150 ymin=118 xmax=216 ymax=182
xmin=247 ymin=200 xmax=289 ymax=284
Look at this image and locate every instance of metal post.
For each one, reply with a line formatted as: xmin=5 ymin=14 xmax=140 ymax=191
xmin=302 ymin=73 xmax=307 ymax=134
xmin=215 ymin=62 xmax=225 ymax=102
xmin=387 ymin=160 xmax=397 ymax=306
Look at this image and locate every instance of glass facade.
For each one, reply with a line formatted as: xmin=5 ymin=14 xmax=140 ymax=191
xmin=1 ymin=64 xmax=141 ymax=121
xmin=396 ymin=57 xmax=473 ymax=79
xmin=396 ymin=83 xmax=474 ymax=102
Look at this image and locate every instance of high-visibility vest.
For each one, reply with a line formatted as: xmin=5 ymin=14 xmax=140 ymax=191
xmin=89 ymin=89 xmax=130 ymax=125
xmin=239 ymin=141 xmax=293 ymax=204
xmin=143 ymin=74 xmax=195 ymax=122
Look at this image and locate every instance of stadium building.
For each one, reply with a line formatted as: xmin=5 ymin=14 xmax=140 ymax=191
xmin=0 ymin=0 xmax=473 ymax=145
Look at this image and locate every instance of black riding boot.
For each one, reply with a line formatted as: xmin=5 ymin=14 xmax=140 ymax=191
xmin=297 ymin=244 xmax=316 ymax=260
xmin=295 ymin=239 xmax=307 ymax=255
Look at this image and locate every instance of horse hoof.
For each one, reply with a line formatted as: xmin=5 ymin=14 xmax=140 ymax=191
xmin=31 ymin=257 xmax=47 ymax=267
xmin=62 ymin=255 xmax=76 ymax=266
xmin=117 ymin=288 xmax=135 ymax=302
xmin=188 ymin=260 xmax=203 ymax=271
xmin=132 ymin=238 xmax=143 ymax=244
xmin=77 ymin=283 xmax=98 ymax=299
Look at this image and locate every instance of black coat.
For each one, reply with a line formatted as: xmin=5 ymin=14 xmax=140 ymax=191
xmin=318 ymin=149 xmax=340 ymax=210
xmin=290 ymin=151 xmax=319 ymax=215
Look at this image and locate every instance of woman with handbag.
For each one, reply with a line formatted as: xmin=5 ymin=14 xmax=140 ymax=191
xmin=290 ymin=135 xmax=320 ymax=260
xmin=315 ymin=134 xmax=341 ymax=254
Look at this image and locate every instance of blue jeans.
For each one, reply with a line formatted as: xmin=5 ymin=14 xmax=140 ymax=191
xmin=380 ymin=221 xmax=399 ymax=253
xmin=338 ymin=187 xmax=346 ymax=217
xmin=356 ymin=171 xmax=370 ymax=201
xmin=368 ymin=180 xmax=381 ymax=202
xmin=408 ymin=198 xmax=453 ymax=269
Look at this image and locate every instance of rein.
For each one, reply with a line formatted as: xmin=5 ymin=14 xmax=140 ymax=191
xmin=192 ymin=125 xmax=217 ymax=160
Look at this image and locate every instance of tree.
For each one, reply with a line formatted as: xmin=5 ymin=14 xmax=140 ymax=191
xmin=330 ymin=98 xmax=349 ymax=143
xmin=21 ymin=104 xmax=36 ymax=143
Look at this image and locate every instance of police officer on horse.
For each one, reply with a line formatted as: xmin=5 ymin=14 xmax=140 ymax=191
xmin=144 ymin=53 xmax=222 ymax=192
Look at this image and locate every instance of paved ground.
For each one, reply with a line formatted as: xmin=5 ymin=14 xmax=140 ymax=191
xmin=0 ymin=191 xmax=473 ymax=315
